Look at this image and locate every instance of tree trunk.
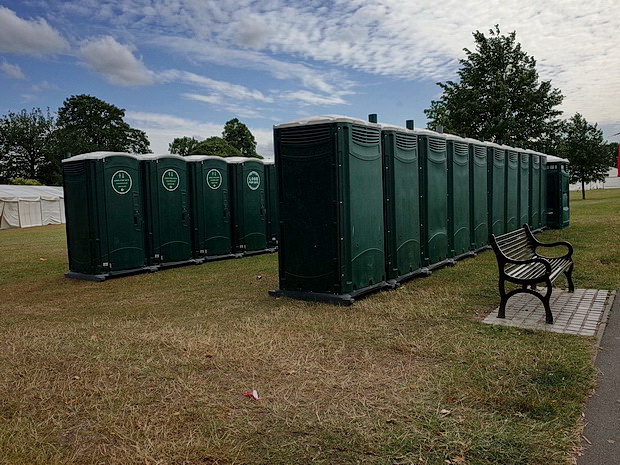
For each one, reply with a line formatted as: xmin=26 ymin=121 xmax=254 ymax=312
xmin=581 ymin=179 xmax=586 ymax=200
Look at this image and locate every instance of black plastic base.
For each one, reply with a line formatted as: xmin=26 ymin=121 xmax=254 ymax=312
xmin=427 ymin=258 xmax=457 ymax=272
xmin=196 ymin=253 xmax=240 ymax=263
xmin=388 ymin=267 xmax=432 ymax=287
xmin=157 ymin=258 xmax=201 ymax=269
xmin=452 ymin=250 xmax=477 ymax=261
xmin=269 ymin=281 xmax=391 ymax=306
xmin=242 ymin=247 xmax=278 ymax=257
xmin=65 ymin=266 xmax=158 ymax=282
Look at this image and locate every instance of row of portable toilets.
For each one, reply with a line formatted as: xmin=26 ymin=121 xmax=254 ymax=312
xmin=269 ymin=115 xmax=570 ymax=304
xmin=62 ymin=153 xmax=278 ymax=281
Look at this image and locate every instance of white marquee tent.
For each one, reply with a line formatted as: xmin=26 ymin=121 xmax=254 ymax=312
xmin=0 ymin=185 xmax=65 ymax=229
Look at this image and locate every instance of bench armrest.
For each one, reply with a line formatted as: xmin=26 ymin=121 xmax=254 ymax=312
xmin=534 ymin=241 xmax=574 ymax=259
xmin=523 ymin=223 xmax=574 ymax=259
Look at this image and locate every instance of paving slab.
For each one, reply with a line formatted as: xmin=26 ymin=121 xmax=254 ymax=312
xmin=482 ymin=288 xmax=613 ymax=336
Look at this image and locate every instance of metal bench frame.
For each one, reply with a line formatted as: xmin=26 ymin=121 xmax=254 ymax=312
xmin=489 ymin=224 xmax=574 ymax=324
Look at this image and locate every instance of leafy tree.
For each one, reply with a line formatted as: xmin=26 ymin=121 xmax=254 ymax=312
xmin=425 ymin=26 xmax=564 ymax=149
xmin=189 ymin=137 xmax=242 ymax=157
xmin=55 ymin=95 xmax=151 ymax=157
xmin=0 ymin=108 xmax=58 ymax=184
xmin=8 ymin=177 xmax=42 ymax=185
xmin=557 ymin=113 xmax=609 ymax=200
xmin=169 ymin=136 xmax=200 ymax=156
xmin=222 ymin=118 xmax=262 ymax=158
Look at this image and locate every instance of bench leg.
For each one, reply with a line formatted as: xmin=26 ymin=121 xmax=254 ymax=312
xmin=540 ymin=279 xmax=554 ymax=324
xmin=498 ymin=279 xmax=507 ymax=319
xmin=564 ymin=263 xmax=575 ymax=293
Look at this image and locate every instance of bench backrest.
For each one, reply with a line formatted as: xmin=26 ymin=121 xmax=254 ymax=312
xmin=490 ymin=227 xmax=536 ymax=262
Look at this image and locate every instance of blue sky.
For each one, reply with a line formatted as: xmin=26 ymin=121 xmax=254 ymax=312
xmin=1 ymin=0 xmax=619 ymax=159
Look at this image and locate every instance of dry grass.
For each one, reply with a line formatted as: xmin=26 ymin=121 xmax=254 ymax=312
xmin=0 ymin=189 xmax=618 ymax=465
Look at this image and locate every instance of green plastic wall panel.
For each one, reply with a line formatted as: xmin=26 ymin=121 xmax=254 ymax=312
xmin=529 ymin=154 xmax=541 ymax=228
xmin=518 ymin=152 xmax=530 ymax=227
xmin=487 ymin=146 xmax=506 ymax=236
xmin=505 ymin=150 xmax=519 ymax=232
xmin=419 ymin=133 xmax=448 ymax=266
xmin=447 ymin=138 xmax=471 ymax=256
xmin=265 ymin=162 xmax=279 ymax=248
xmin=382 ymin=128 xmax=422 ymax=281
xmin=469 ymin=143 xmax=488 ymax=250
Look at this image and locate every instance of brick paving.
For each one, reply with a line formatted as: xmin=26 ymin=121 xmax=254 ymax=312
xmin=482 ymin=288 xmax=614 ymax=336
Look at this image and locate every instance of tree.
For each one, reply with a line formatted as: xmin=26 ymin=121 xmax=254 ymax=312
xmin=0 ymin=108 xmax=58 ymax=184
xmin=222 ymin=118 xmax=262 ymax=158
xmin=557 ymin=113 xmax=609 ymax=200
xmin=169 ymin=136 xmax=200 ymax=156
xmin=189 ymin=137 xmax=242 ymax=157
xmin=54 ymin=95 xmax=151 ymax=157
xmin=424 ymin=26 xmax=564 ymax=150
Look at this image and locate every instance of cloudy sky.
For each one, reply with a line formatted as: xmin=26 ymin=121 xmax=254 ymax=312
xmin=1 ymin=0 xmax=619 ymax=158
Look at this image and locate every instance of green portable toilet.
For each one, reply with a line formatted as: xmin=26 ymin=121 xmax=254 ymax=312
xmin=418 ymin=129 xmax=450 ymax=269
xmin=380 ymin=123 xmax=426 ymax=283
xmin=518 ymin=150 xmax=530 ymax=227
xmin=446 ymin=134 xmax=474 ymax=260
xmin=529 ymin=151 xmax=542 ymax=229
xmin=186 ymin=155 xmax=234 ymax=261
xmin=62 ymin=152 xmax=149 ymax=280
xmin=545 ymin=155 xmax=570 ymax=229
xmin=468 ymin=139 xmax=488 ymax=252
xmin=540 ymin=155 xmax=548 ymax=229
xmin=264 ymin=160 xmax=279 ymax=250
xmin=270 ymin=115 xmax=388 ymax=304
xmin=487 ymin=142 xmax=506 ymax=236
xmin=227 ymin=157 xmax=268 ymax=255
xmin=141 ymin=154 xmax=193 ymax=267
xmin=505 ymin=147 xmax=519 ymax=232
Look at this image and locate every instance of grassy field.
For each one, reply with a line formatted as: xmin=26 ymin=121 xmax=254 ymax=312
xmin=0 ymin=189 xmax=618 ymax=465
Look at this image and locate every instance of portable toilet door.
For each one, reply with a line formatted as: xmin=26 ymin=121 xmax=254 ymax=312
xmin=270 ymin=115 xmax=388 ymax=304
xmin=518 ymin=150 xmax=530 ymax=227
xmin=417 ymin=128 xmax=450 ymax=269
xmin=186 ymin=155 xmax=233 ymax=260
xmin=141 ymin=154 xmax=193 ymax=267
xmin=62 ymin=152 xmax=147 ymax=280
xmin=505 ymin=148 xmax=519 ymax=232
xmin=540 ymin=155 xmax=548 ymax=229
xmin=468 ymin=140 xmax=488 ymax=252
xmin=487 ymin=142 xmax=506 ymax=236
xmin=381 ymin=123 xmax=425 ymax=283
xmin=227 ymin=157 xmax=268 ymax=255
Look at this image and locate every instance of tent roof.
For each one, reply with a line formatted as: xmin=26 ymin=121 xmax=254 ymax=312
xmin=0 ymin=185 xmax=63 ymax=201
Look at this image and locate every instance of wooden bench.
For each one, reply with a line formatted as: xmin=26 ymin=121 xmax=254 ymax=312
xmin=489 ymin=224 xmax=574 ymax=324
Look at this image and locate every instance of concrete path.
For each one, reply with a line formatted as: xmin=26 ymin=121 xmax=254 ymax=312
xmin=578 ymin=290 xmax=620 ymax=464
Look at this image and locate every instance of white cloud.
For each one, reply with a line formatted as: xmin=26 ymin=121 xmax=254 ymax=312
xmin=0 ymin=6 xmax=69 ymax=55
xmin=0 ymin=61 xmax=25 ymax=79
xmin=279 ymin=90 xmax=349 ymax=106
xmin=78 ymin=36 xmax=155 ymax=86
xmin=160 ymin=70 xmax=273 ymax=102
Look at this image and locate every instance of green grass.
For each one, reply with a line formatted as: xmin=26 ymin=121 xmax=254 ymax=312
xmin=0 ymin=189 xmax=618 ymax=465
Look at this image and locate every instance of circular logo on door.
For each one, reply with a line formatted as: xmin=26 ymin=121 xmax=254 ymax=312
xmin=247 ymin=170 xmax=260 ymax=191
xmin=162 ymin=169 xmax=180 ymax=191
xmin=206 ymin=169 xmax=222 ymax=190
xmin=111 ymin=170 xmax=132 ymax=194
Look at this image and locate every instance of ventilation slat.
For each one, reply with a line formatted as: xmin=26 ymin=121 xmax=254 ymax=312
xmin=429 ymin=138 xmax=446 ymax=152
xmin=352 ymin=125 xmax=380 ymax=145
xmin=279 ymin=125 xmax=332 ymax=144
xmin=395 ymin=133 xmax=417 ymax=150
